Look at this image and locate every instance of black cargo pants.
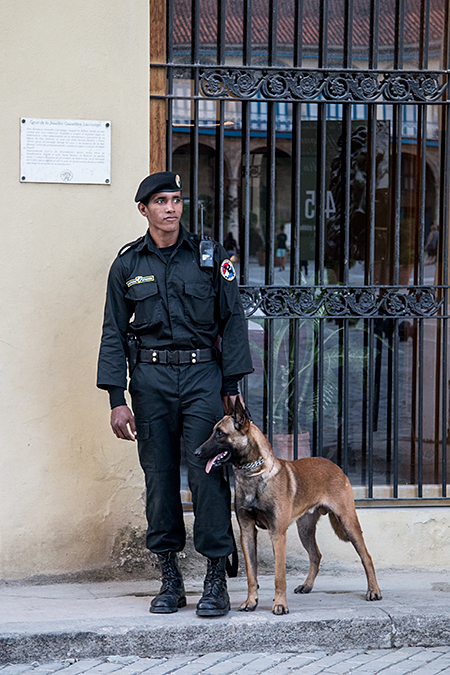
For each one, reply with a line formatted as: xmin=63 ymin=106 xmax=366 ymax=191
xmin=129 ymin=359 xmax=234 ymax=559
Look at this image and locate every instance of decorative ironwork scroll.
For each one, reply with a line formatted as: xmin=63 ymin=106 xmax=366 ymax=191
xmin=240 ymin=286 xmax=444 ymax=319
xmin=200 ymin=68 xmax=446 ymax=103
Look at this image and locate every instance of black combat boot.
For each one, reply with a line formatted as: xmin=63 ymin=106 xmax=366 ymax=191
xmin=196 ymin=557 xmax=230 ymax=617
xmin=150 ymin=552 xmax=187 ymax=614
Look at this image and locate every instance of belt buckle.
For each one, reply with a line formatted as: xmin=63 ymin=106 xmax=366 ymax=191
xmin=167 ymin=350 xmax=179 ymax=365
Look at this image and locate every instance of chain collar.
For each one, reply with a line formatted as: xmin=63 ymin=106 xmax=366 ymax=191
xmin=235 ymin=456 xmax=265 ymax=473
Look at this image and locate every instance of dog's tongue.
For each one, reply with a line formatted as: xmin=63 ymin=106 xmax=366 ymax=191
xmin=205 ymin=453 xmax=226 ymax=474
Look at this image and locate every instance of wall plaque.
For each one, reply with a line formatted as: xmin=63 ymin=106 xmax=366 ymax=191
xmin=20 ymin=118 xmax=111 ymax=184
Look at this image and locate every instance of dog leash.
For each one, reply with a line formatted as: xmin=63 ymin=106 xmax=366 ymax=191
xmin=226 ymin=544 xmax=239 ymax=578
xmin=225 ymin=464 xmax=239 ymax=578
xmin=242 ymin=402 xmax=254 ymax=421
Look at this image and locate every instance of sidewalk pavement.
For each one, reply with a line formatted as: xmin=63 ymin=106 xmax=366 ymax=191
xmin=0 ymin=570 xmax=449 ymax=665
xmin=3 ymin=649 xmax=450 ymax=675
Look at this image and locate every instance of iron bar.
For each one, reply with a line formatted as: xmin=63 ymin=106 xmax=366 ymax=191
xmin=241 ymin=101 xmax=251 ymax=285
xmin=438 ymin=46 xmax=450 ymax=494
xmin=365 ymin=0 xmax=378 ymax=484
xmin=390 ymin=0 xmax=405 ymax=496
xmin=214 ymin=0 xmax=226 ymax=242
xmin=267 ymin=319 xmax=275 ymax=443
xmin=319 ymin=0 xmax=329 ymax=69
xmin=240 ymin=0 xmax=252 ymax=285
xmin=441 ymin=2 xmax=450 ymax=496
xmin=153 ymin=62 xmax=449 ymax=78
xmin=266 ymin=100 xmax=276 ymax=286
xmin=189 ymin=0 xmax=200 ymax=234
xmin=369 ymin=0 xmax=379 ymax=69
xmin=287 ymin=0 xmax=304 ymax=458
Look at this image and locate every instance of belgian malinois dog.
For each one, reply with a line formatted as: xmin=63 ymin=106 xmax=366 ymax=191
xmin=195 ymin=398 xmax=382 ymax=615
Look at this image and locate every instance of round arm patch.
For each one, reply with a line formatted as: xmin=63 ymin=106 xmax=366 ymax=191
xmin=220 ymin=259 xmax=236 ymax=281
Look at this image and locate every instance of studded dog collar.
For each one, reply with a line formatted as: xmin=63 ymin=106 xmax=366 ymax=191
xmin=235 ymin=456 xmax=265 ymax=473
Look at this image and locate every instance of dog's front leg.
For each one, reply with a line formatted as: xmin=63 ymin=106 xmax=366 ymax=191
xmin=238 ymin=511 xmax=259 ymax=611
xmin=270 ymin=530 xmax=288 ymax=615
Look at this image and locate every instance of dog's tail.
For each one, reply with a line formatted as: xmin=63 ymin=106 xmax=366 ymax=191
xmin=329 ymin=512 xmax=350 ymax=542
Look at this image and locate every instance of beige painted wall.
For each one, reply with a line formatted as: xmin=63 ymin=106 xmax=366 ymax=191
xmin=0 ymin=0 xmax=150 ymax=579
xmin=193 ymin=507 xmax=450 ymax=574
xmin=291 ymin=508 xmax=450 ymax=571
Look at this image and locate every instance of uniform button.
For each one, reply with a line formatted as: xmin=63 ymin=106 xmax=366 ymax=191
xmin=152 ymin=351 xmax=157 ymax=357
xmin=152 ymin=357 xmax=157 ymax=362
xmin=191 ymin=352 xmax=196 ymax=357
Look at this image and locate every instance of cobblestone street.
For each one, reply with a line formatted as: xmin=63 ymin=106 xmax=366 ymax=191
xmin=3 ymin=650 xmax=450 ymax=675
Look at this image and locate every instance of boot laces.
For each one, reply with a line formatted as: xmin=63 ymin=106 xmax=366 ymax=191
xmin=158 ymin=554 xmax=182 ymax=591
xmin=204 ymin=559 xmax=226 ymax=594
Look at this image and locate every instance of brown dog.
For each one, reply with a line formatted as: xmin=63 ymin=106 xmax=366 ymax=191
xmin=195 ymin=398 xmax=382 ymax=615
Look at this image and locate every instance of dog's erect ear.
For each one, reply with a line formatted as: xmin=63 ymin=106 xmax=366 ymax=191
xmin=224 ymin=395 xmax=235 ymax=416
xmin=234 ymin=396 xmax=250 ymax=431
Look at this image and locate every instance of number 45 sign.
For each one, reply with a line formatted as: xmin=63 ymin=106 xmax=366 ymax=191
xmin=304 ymin=190 xmax=336 ymax=220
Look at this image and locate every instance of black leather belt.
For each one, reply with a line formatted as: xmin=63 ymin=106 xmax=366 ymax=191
xmin=138 ymin=347 xmax=215 ymax=365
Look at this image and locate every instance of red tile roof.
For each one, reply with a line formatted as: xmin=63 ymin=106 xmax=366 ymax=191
xmin=172 ymin=0 xmax=446 ymax=51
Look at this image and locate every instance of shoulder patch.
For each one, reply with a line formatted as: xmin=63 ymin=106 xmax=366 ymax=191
xmin=220 ymin=259 xmax=236 ymax=281
xmin=118 ymin=236 xmax=144 ymax=257
xmin=126 ymin=275 xmax=155 ymax=287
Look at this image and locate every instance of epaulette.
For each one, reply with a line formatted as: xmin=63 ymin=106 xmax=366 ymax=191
xmin=118 ymin=235 xmax=145 ymax=257
xmin=187 ymin=232 xmax=201 ymax=248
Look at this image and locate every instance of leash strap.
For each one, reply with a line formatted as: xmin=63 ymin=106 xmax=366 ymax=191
xmin=224 ymin=464 xmax=239 ymax=578
xmin=226 ymin=531 xmax=239 ymax=578
xmin=242 ymin=401 xmax=254 ymax=422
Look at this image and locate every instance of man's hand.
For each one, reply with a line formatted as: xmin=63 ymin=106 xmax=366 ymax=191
xmin=222 ymin=394 xmax=245 ymax=410
xmin=110 ymin=405 xmax=136 ymax=441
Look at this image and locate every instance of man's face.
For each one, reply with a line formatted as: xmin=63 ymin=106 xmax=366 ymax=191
xmin=138 ymin=191 xmax=183 ymax=237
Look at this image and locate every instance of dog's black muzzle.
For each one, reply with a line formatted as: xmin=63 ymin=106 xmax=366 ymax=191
xmin=195 ymin=439 xmax=232 ymax=473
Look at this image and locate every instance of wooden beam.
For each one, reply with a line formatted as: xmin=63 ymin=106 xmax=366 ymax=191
xmin=150 ymin=0 xmax=166 ymax=174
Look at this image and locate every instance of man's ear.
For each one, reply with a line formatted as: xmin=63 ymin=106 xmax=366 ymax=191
xmin=224 ymin=395 xmax=235 ymax=416
xmin=234 ymin=396 xmax=250 ymax=432
xmin=137 ymin=202 xmax=148 ymax=217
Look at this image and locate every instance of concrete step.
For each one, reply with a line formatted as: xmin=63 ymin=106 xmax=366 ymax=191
xmin=1 ymin=572 xmax=449 ymax=664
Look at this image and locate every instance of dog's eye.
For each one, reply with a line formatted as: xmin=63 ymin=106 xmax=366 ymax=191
xmin=214 ymin=429 xmax=225 ymax=439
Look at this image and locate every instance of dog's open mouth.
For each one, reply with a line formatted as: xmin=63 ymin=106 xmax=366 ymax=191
xmin=205 ymin=451 xmax=230 ymax=474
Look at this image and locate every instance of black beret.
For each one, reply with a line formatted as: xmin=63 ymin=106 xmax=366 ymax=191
xmin=135 ymin=171 xmax=182 ymax=203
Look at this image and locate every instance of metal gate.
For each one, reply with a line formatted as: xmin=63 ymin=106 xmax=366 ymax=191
xmin=150 ymin=0 xmax=450 ymax=503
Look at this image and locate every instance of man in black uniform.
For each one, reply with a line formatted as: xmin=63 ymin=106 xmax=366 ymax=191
xmin=97 ymin=172 xmax=253 ymax=617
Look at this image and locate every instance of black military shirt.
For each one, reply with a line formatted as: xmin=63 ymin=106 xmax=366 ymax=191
xmin=97 ymin=224 xmax=253 ymax=393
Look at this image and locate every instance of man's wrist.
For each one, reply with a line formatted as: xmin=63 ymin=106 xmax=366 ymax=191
xmin=221 ymin=375 xmax=241 ymax=397
xmin=108 ymin=386 xmax=127 ymax=409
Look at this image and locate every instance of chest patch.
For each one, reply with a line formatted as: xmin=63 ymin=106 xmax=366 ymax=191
xmin=126 ymin=275 xmax=155 ymax=287
xmin=220 ymin=259 xmax=236 ymax=281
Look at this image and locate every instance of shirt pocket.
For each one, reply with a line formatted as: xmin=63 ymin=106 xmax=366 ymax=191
xmin=125 ymin=281 xmax=161 ymax=328
xmin=183 ymin=280 xmax=215 ymax=326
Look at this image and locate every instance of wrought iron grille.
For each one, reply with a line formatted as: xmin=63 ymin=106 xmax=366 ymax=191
xmin=151 ymin=0 xmax=450 ymax=503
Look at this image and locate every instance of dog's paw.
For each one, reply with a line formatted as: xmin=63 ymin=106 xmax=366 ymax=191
xmin=272 ymin=603 xmax=289 ymax=615
xmin=366 ymin=589 xmax=382 ymax=601
xmin=294 ymin=583 xmax=312 ymax=594
xmin=239 ymin=598 xmax=258 ymax=612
